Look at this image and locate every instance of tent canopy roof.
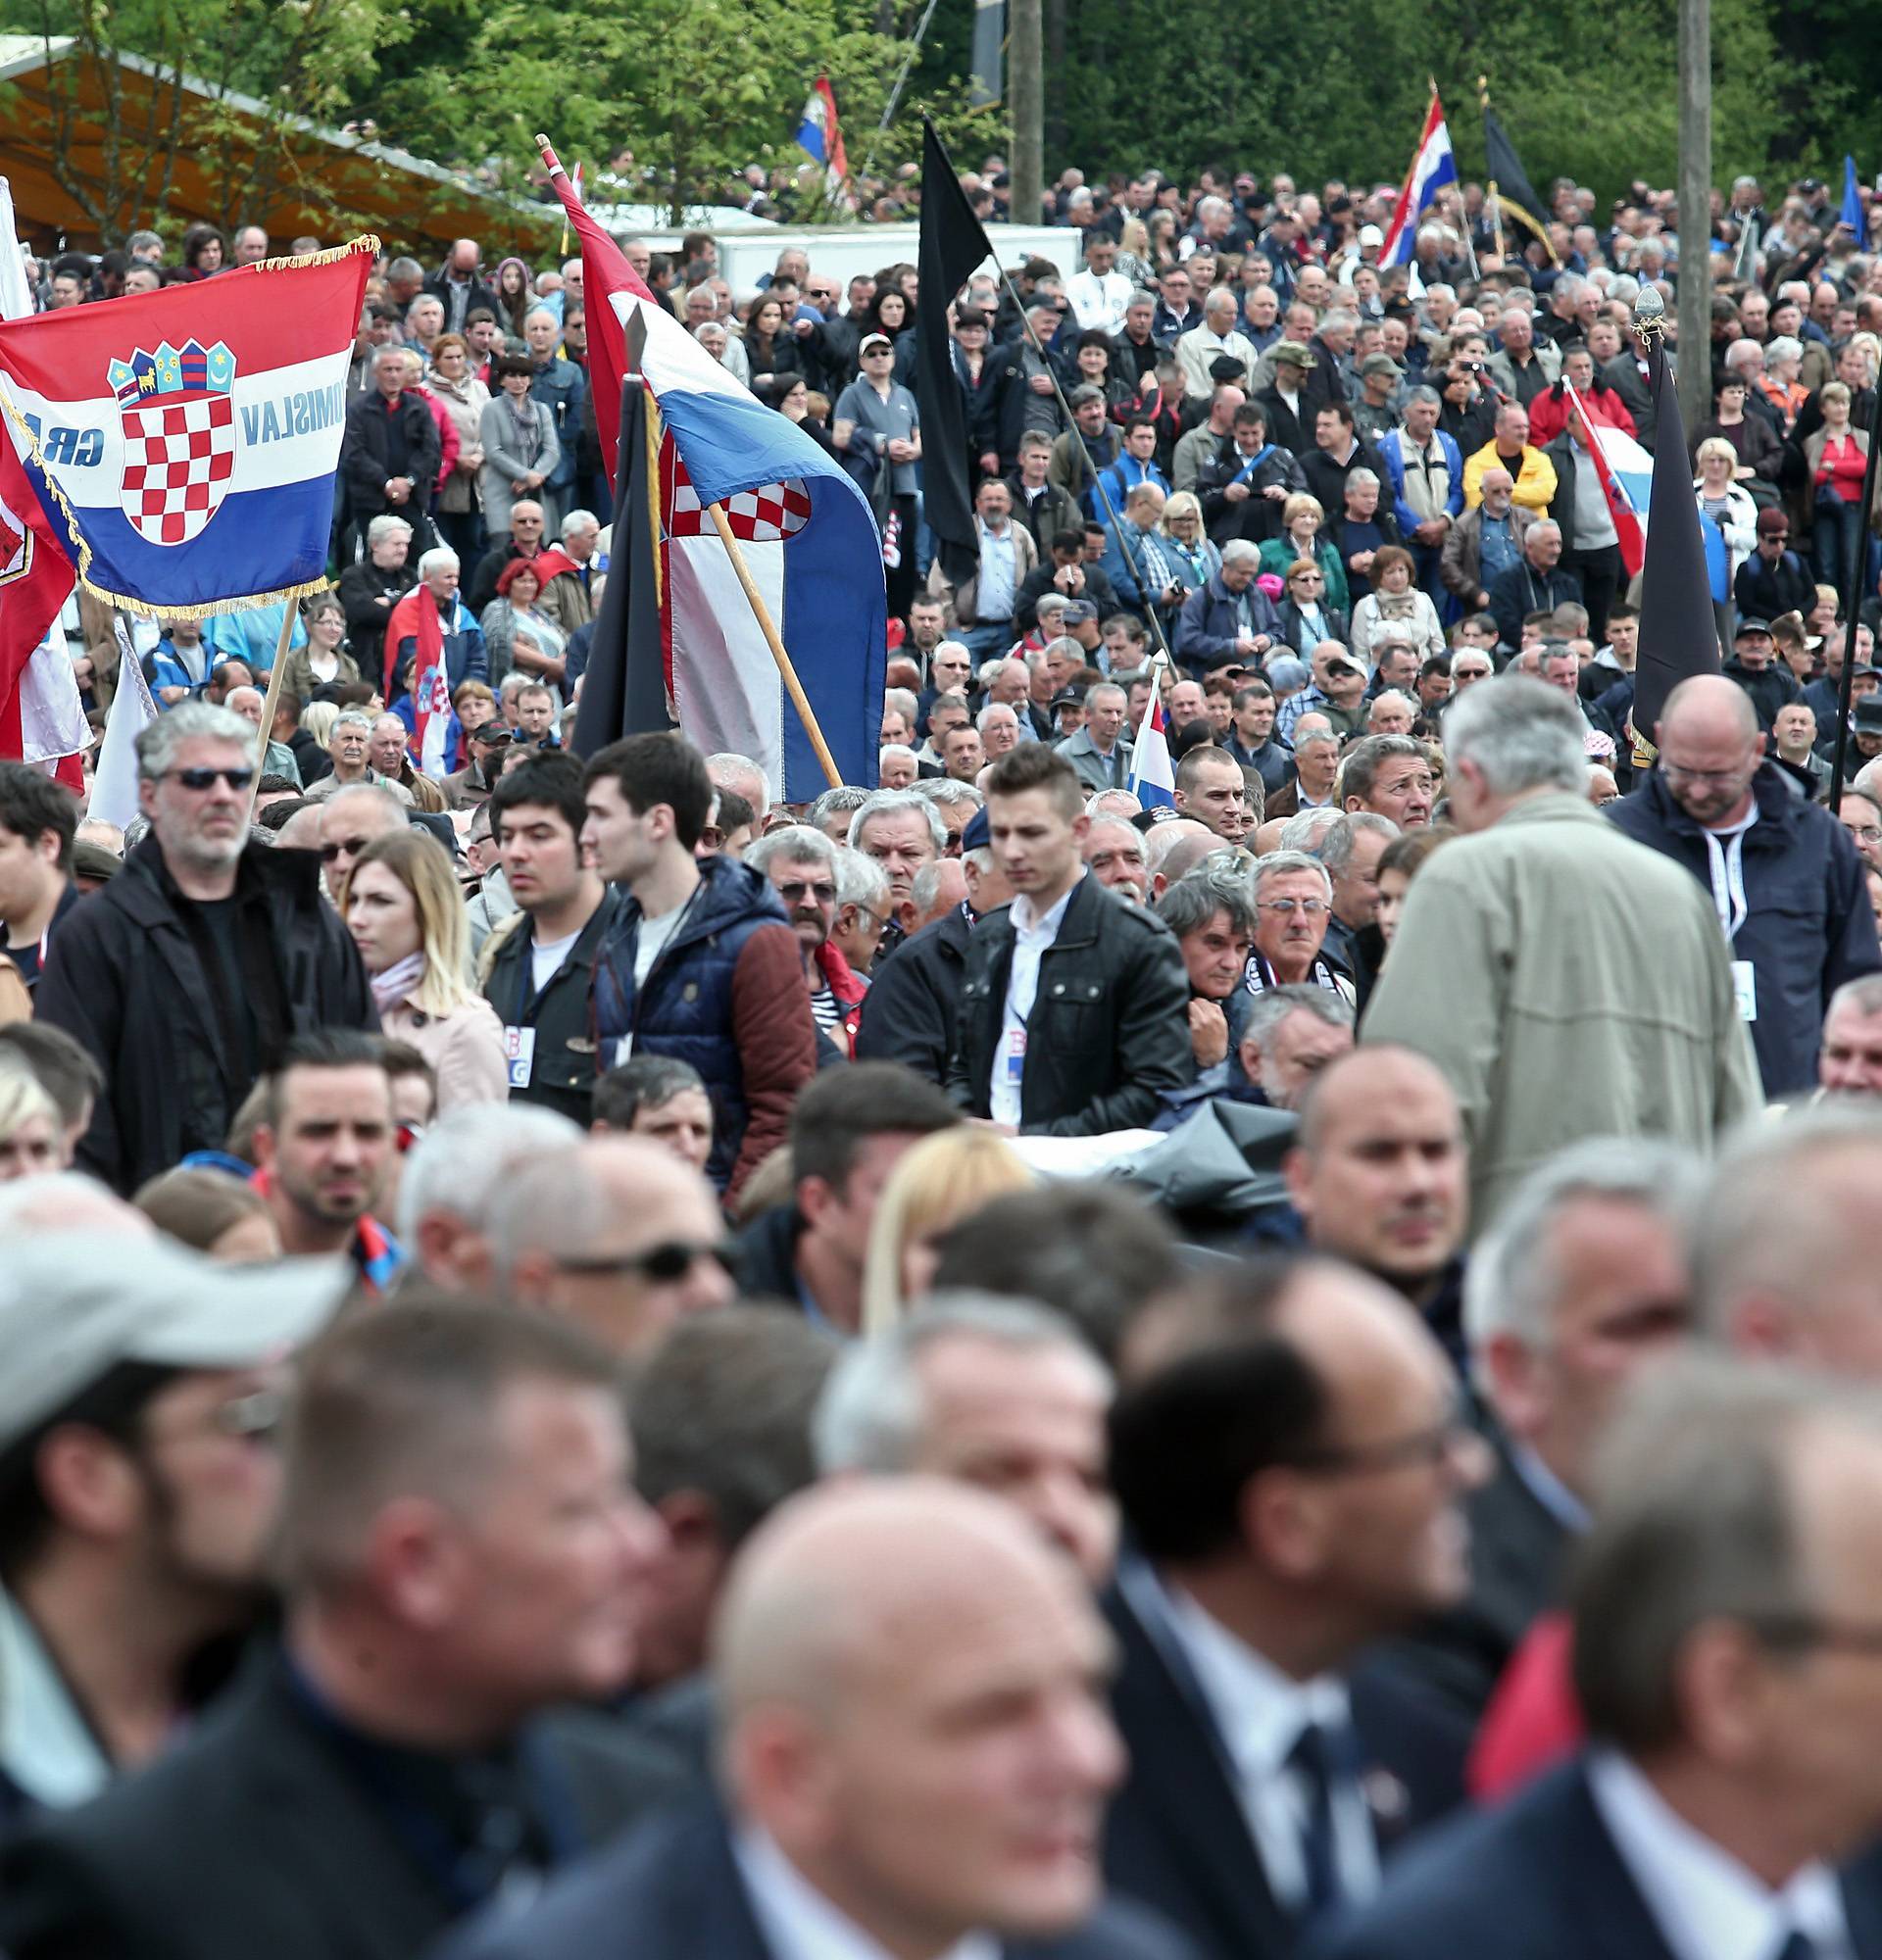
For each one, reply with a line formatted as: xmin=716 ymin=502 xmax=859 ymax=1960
xmin=0 ymin=35 xmax=552 ymax=260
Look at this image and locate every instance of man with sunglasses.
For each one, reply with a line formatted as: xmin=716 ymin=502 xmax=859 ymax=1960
xmin=1100 ymin=1250 xmax=1490 ymax=1959
xmin=37 ymin=704 xmax=376 ymax=1197
xmin=492 ymin=1133 xmax=737 ymax=1355
xmin=0 ymin=1218 xmax=347 ymax=1819
xmin=745 ymin=826 xmax=866 ymax=1062
xmin=313 ymin=783 xmax=407 ymax=901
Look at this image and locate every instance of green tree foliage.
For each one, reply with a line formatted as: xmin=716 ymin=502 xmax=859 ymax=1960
xmin=0 ymin=0 xmax=406 ymax=243
xmin=365 ymin=0 xmax=982 ymax=222
xmin=9 ymin=0 xmax=1882 ymax=246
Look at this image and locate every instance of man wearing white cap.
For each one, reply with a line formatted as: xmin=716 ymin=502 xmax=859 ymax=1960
xmin=0 ymin=1213 xmax=349 ymax=1820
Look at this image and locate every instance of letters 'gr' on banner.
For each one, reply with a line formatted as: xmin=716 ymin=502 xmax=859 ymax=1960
xmin=0 ymin=239 xmax=375 ymax=617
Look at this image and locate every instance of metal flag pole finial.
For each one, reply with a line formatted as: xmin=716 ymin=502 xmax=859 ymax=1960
xmin=1632 ymin=286 xmax=1667 ymax=349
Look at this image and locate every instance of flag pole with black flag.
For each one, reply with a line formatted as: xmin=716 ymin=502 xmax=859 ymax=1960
xmin=573 ymin=316 xmax=673 ymax=758
xmin=917 ymin=117 xmax=998 ymax=592
xmin=917 ymin=116 xmax=1179 ymax=662
xmin=1482 ymin=97 xmax=1560 ymax=266
xmin=1628 ymin=288 xmax=1721 ymax=765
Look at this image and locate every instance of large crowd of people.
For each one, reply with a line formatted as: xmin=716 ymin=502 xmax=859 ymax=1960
xmin=7 ymin=156 xmax=1882 ymax=1959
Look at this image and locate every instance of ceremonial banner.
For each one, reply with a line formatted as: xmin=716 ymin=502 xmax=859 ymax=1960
xmin=0 ymin=239 xmax=374 ymax=616
xmin=1633 ymin=341 xmax=1720 ymax=739
xmin=543 ymin=139 xmax=884 ymax=799
xmin=919 ymin=119 xmax=999 ymax=591
xmin=1379 ymin=91 xmax=1460 ymax=270
xmin=1483 ymin=109 xmax=1560 ymax=265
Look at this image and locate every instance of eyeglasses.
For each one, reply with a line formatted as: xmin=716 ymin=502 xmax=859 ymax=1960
xmin=1739 ymin=1612 xmax=1882 ymax=1657
xmin=320 ymin=837 xmax=372 ymax=862
xmin=1292 ymin=575 xmax=1323 ymax=586
xmin=167 ymin=766 xmax=254 ymax=791
xmin=1282 ymin=1404 xmax=1472 ymax=1477
xmin=559 ymin=1239 xmax=738 ymax=1283
xmin=1258 ymin=898 xmax=1329 ymax=916
xmin=778 ymin=879 xmax=837 ymax=903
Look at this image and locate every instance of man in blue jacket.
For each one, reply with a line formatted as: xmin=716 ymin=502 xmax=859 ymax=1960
xmin=1608 ymin=673 xmax=1880 ymax=1096
xmin=1174 ymin=541 xmax=1281 ymax=680
xmin=582 ymin=732 xmax=816 ymax=1202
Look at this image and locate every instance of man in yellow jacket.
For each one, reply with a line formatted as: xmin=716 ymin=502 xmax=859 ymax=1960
xmin=1462 ymin=399 xmax=1559 ymax=513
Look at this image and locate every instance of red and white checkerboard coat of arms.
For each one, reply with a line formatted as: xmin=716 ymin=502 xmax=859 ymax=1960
xmin=105 ymin=339 xmax=237 ymax=547
xmin=660 ymin=433 xmax=810 ymax=543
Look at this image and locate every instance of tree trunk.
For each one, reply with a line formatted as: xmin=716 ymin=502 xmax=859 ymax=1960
xmin=1010 ymin=0 xmax=1042 ymax=226
xmin=1677 ymin=0 xmax=1711 ymax=444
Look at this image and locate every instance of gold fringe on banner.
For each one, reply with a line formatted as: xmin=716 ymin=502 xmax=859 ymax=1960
xmin=247 ymin=234 xmax=382 ymax=275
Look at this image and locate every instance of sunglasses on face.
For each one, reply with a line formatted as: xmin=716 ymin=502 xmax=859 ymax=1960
xmin=320 ymin=837 xmax=372 ymax=862
xmin=560 ymin=1239 xmax=738 ymax=1284
xmin=168 ymin=766 xmax=254 ymax=791
xmin=778 ymin=879 xmax=837 ymax=904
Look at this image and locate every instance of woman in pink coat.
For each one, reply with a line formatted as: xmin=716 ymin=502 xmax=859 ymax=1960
xmin=341 ymin=829 xmax=507 ymax=1110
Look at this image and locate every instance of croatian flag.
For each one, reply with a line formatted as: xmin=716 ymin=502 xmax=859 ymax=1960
xmin=1127 ymin=684 xmax=1175 ymax=809
xmin=541 ymin=136 xmax=885 ymax=800
xmin=796 ymin=77 xmax=850 ymax=199
xmin=1563 ymin=381 xmax=1652 ymax=577
xmin=1379 ymin=90 xmax=1459 ymax=270
xmin=0 ymin=239 xmax=371 ymax=616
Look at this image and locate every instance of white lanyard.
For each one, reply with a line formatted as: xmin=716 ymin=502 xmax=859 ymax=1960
xmin=1703 ymin=826 xmax=1751 ymax=942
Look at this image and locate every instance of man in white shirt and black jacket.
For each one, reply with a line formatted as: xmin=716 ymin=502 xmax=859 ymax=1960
xmin=947 ymin=745 xmax=1192 ymax=1136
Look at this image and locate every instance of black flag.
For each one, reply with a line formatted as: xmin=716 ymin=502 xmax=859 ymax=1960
xmin=917 ymin=118 xmax=998 ymax=590
xmin=1632 ymin=338 xmax=1721 ymax=744
xmin=1483 ymin=109 xmax=1559 ymax=264
xmin=572 ymin=371 xmax=672 ymax=757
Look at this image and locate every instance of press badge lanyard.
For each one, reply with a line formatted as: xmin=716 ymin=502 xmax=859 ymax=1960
xmin=1702 ymin=824 xmax=1751 ymax=942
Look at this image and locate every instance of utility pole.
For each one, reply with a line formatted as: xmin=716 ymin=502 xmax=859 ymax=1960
xmin=1676 ymin=0 xmax=1711 ymax=443
xmin=1010 ymin=0 xmax=1043 ymax=226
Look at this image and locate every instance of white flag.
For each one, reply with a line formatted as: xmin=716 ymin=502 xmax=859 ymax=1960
xmin=89 ymin=623 xmax=158 ymax=830
xmin=0 ymin=179 xmax=31 ymax=323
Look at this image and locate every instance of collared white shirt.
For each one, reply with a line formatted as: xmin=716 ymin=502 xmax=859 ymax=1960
xmin=976 ymin=519 xmax=1019 ymax=623
xmin=0 ymin=1586 xmax=114 ymax=1809
xmin=989 ymin=872 xmax=1083 ymax=1127
xmin=1066 ymin=266 xmax=1133 ymax=334
xmin=1586 ymin=1749 xmax=1852 ymax=1960
xmin=734 ymin=1822 xmax=999 ymax=1960
xmin=1120 ymin=1561 xmax=1379 ymax=1915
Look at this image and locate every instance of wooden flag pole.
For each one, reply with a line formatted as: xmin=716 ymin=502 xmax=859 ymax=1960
xmin=246 ymin=597 xmax=310 ymax=815
xmin=705 ymin=502 xmax=842 ymax=789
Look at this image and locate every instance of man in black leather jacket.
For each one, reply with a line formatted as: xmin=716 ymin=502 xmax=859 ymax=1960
xmin=948 ymin=745 xmax=1192 ymax=1134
